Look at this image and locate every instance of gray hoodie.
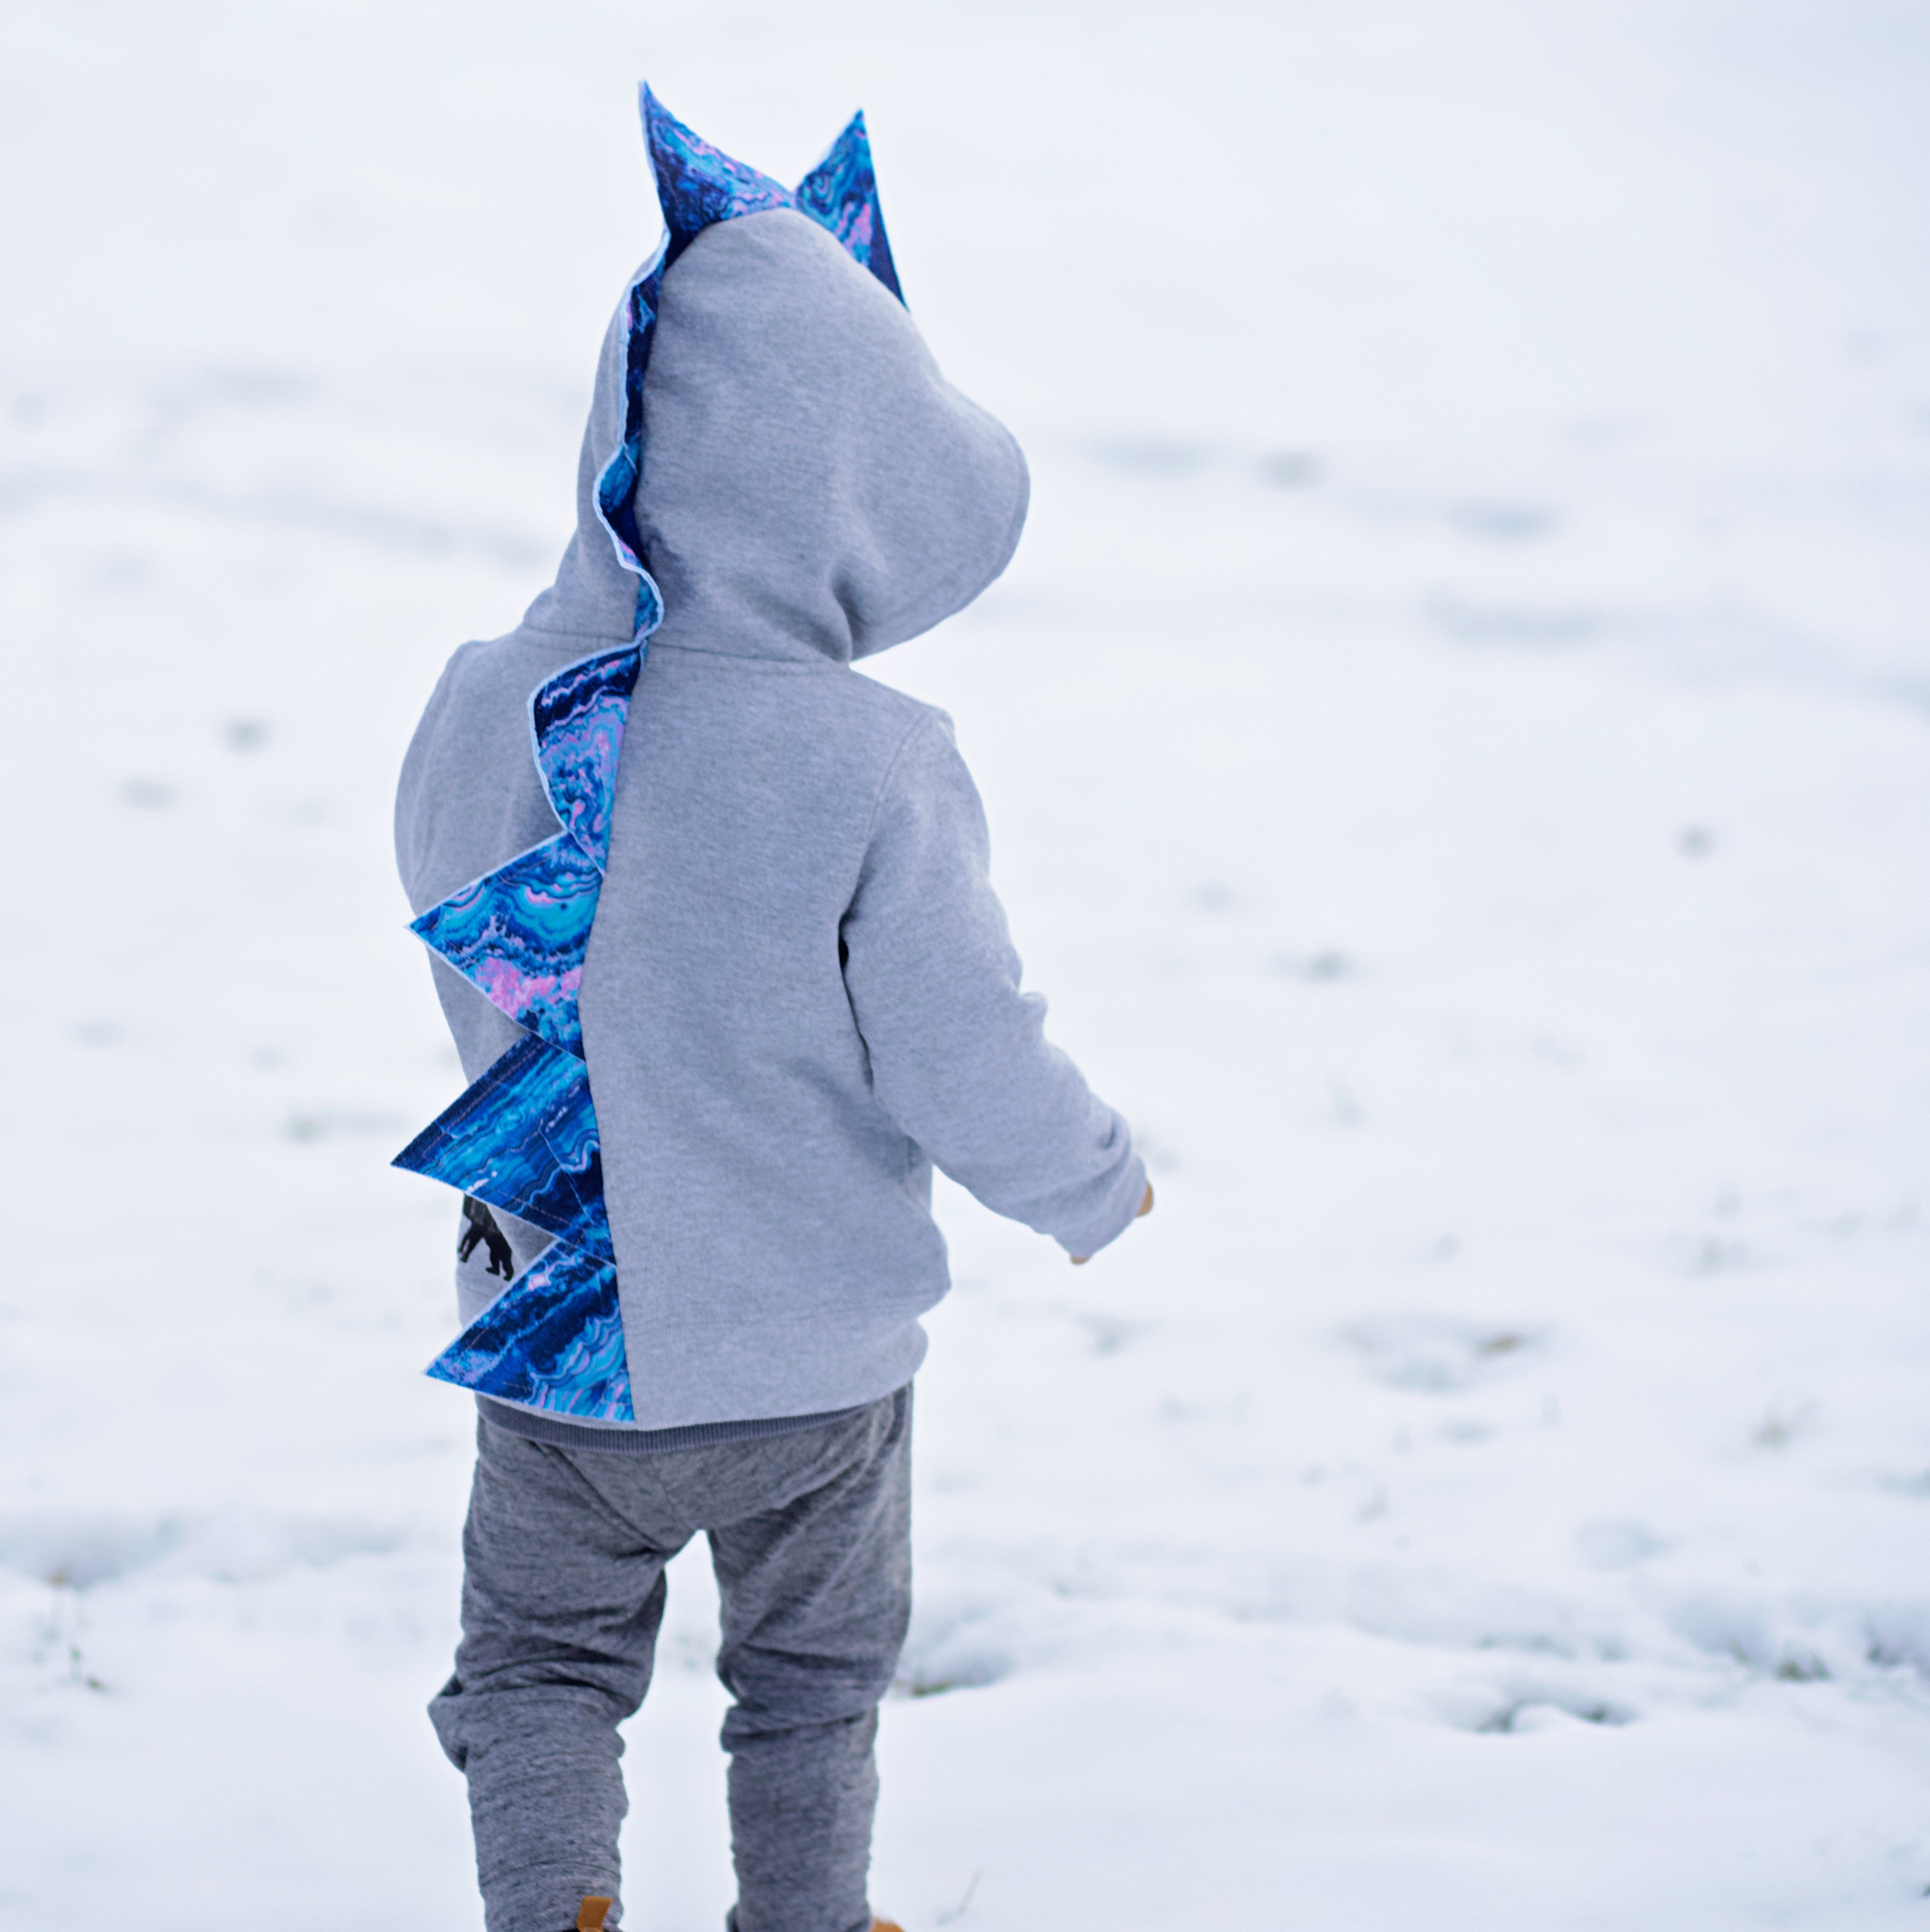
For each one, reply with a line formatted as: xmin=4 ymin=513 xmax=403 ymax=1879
xmin=395 ymin=208 xmax=1147 ymax=1434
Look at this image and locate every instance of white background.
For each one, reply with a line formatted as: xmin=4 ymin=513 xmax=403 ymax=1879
xmin=3 ymin=1 xmax=1929 ymax=1925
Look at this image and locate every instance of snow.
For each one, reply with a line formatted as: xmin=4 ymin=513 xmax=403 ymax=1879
xmin=4 ymin=1 xmax=1930 ymax=1925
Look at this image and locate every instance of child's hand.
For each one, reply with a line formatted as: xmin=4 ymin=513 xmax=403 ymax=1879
xmin=1070 ymin=1181 xmax=1154 ymax=1264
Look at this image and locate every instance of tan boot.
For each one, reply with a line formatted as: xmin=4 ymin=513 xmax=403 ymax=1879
xmin=576 ymin=1901 xmax=613 ymax=1932
xmin=871 ymin=1922 xmax=905 ymax=1932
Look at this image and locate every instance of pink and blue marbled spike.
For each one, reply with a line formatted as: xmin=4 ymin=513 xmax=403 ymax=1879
xmin=430 ymin=1243 xmax=631 ymax=1420
xmin=532 ymin=645 xmax=642 ymax=872
xmin=409 ymin=645 xmax=640 ymax=1052
xmin=796 ymin=112 xmax=902 ymax=303
xmin=642 ymin=86 xmax=796 ymax=268
xmin=402 ymin=91 xmax=911 ymax=1429
xmin=410 ymin=834 xmax=599 ymax=1055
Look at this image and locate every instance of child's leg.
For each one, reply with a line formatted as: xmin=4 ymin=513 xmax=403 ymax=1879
xmin=430 ymin=1418 xmax=689 ymax=1932
xmin=703 ymin=1388 xmax=913 ymax=1932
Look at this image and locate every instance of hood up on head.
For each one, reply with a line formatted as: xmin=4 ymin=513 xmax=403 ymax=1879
xmin=639 ymin=210 xmax=1029 ymax=664
xmin=519 ymin=89 xmax=1027 ymax=662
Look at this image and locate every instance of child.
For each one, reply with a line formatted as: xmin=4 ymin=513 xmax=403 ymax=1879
xmin=394 ymin=92 xmax=1150 ymax=1932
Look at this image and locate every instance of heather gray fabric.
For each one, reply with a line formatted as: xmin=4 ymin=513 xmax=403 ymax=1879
xmin=395 ymin=206 xmax=1147 ymax=1434
xmin=638 ymin=211 xmax=1029 ymax=663
xmin=430 ymin=1391 xmax=911 ymax=1932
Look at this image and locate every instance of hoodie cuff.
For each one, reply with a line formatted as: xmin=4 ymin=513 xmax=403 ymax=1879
xmin=1053 ymin=1146 xmax=1151 ymax=1260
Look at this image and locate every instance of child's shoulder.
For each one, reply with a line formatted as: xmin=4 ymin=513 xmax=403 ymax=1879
xmin=794 ymin=661 xmax=964 ymax=791
xmin=644 ymin=640 xmax=957 ymax=765
xmin=826 ymin=660 xmax=952 ymax=743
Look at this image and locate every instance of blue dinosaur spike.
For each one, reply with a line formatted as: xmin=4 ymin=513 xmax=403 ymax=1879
xmin=641 ymin=85 xmax=795 ymax=269
xmin=402 ymin=91 xmax=914 ymax=1431
xmin=411 ymin=646 xmax=644 ymax=1049
xmin=429 ymin=1242 xmax=631 ymax=1420
xmin=410 ymin=834 xmax=600 ymax=1055
xmin=392 ymin=1033 xmax=614 ymax=1263
xmin=531 ymin=645 xmax=642 ymax=871
xmin=796 ymin=111 xmax=903 ymax=303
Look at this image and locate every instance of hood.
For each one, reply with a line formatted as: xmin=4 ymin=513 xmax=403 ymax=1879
xmin=637 ymin=207 xmax=1030 ymax=664
xmin=521 ymin=201 xmax=1029 ymax=663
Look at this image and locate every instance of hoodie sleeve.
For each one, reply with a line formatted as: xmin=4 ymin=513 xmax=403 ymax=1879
xmin=840 ymin=710 xmax=1148 ymax=1258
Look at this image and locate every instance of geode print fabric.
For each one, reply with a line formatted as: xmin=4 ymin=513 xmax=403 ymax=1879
xmin=393 ymin=88 xmax=907 ymax=1422
xmin=396 ymin=645 xmax=635 ymax=1419
xmin=795 ymin=111 xmax=903 ymax=301
xmin=431 ymin=1241 xmax=631 ymax=1421
xmin=393 ymin=1035 xmax=613 ymax=1264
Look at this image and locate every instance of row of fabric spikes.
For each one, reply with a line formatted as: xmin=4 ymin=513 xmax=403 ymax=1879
xmin=390 ymin=86 xmax=903 ymax=1422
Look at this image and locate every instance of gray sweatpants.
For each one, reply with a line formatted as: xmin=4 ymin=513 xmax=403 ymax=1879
xmin=429 ymin=1388 xmax=912 ymax=1932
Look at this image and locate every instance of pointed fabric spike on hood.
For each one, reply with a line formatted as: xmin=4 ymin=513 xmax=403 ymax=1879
xmin=526 ymin=91 xmax=904 ymax=650
xmin=796 ymin=111 xmax=903 ymax=303
xmin=641 ymin=86 xmax=796 ymax=270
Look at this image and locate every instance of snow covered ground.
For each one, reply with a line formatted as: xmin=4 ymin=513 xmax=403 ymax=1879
xmin=4 ymin=1 xmax=1929 ymax=1925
